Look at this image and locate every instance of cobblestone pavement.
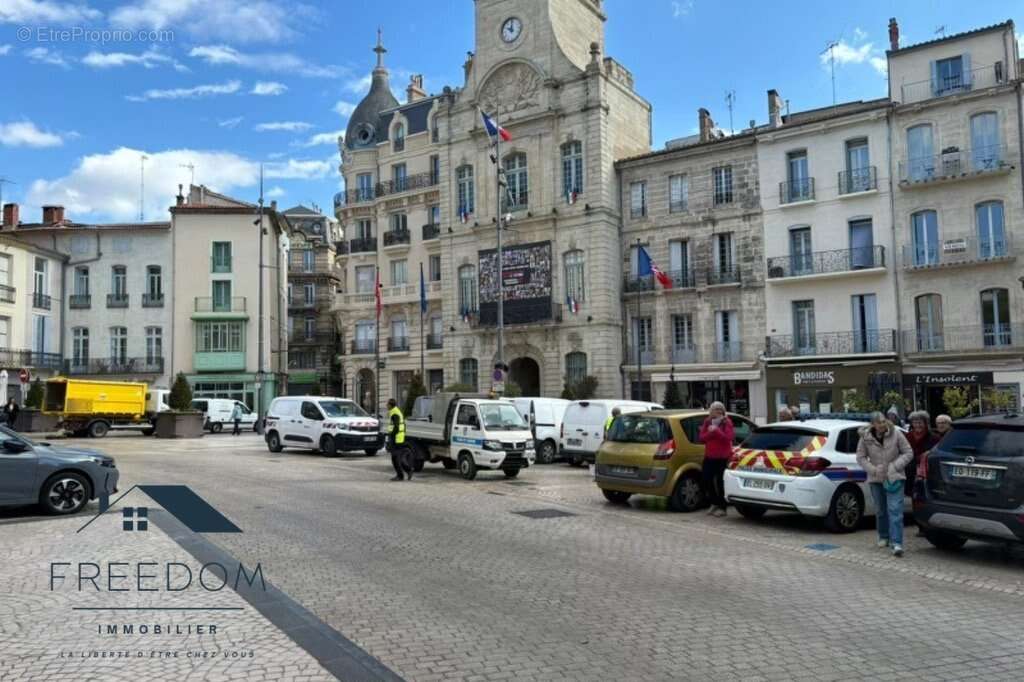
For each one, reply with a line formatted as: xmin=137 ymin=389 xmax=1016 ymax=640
xmin=4 ymin=432 xmax=1024 ymax=681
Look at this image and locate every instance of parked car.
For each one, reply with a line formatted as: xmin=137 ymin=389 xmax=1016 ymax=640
xmin=561 ymin=399 xmax=663 ymax=466
xmin=191 ymin=398 xmax=259 ymax=433
xmin=507 ymin=397 xmax=570 ymax=464
xmin=724 ymin=419 xmax=882 ymax=533
xmin=914 ymin=414 xmax=1024 ymax=549
xmin=0 ymin=425 xmax=118 ymax=515
xmin=595 ymin=409 xmax=754 ymax=511
xmin=264 ymin=397 xmax=383 ymax=456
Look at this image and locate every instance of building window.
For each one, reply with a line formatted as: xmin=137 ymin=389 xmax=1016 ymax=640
xmin=845 ymin=138 xmax=871 ymax=192
xmin=789 ymin=227 xmax=812 ymax=275
xmin=915 ymin=294 xmax=944 ymax=351
xmin=33 ymin=314 xmax=45 ymax=354
xmin=429 ymin=154 xmax=440 ymax=184
xmin=669 ymin=174 xmax=688 ymax=212
xmin=146 ymin=265 xmax=162 ymax=298
xmin=390 ymin=260 xmax=407 ymax=286
xmin=672 ymin=314 xmax=694 ymax=360
xmin=303 ymin=317 xmax=316 ymax=340
xmin=392 ymin=162 xmax=407 ymax=192
xmin=564 ymin=250 xmax=585 ymax=305
xmin=970 ymin=112 xmax=1000 ymax=170
xmin=911 ymin=210 xmax=939 ymax=266
xmin=390 ymin=318 xmax=407 ymax=343
xmin=356 ymin=173 xmax=374 ymax=201
xmin=211 ymin=242 xmax=231 ymax=273
xmin=354 ymin=322 xmax=375 ymax=351
xmin=428 ymin=204 xmax=440 ymax=226
xmin=849 ymin=219 xmax=875 ymax=269
xmin=355 ymin=219 xmax=372 ymax=240
xmin=933 ymin=55 xmax=965 ymax=95
xmin=111 ymin=265 xmax=127 ymax=297
xmin=393 ymin=123 xmax=405 ymax=152
xmin=212 ymin=280 xmax=232 ymax=311
xmin=428 ymin=254 xmax=442 ymax=282
xmin=976 ymin=201 xmax=1006 ymax=259
xmin=631 ymin=317 xmax=653 ymax=352
xmin=561 ymin=141 xmax=583 ymax=199
xmin=72 ymin=327 xmax=89 ymax=367
xmin=0 ymin=316 xmax=8 ymax=348
xmin=195 ymin=320 xmax=245 ymax=353
xmin=389 ymin=212 xmax=408 ymax=233
xmin=145 ymin=327 xmax=162 ymax=365
xmin=667 ymin=240 xmax=691 ymax=287
xmin=303 ymin=283 xmax=315 ymax=305
xmin=715 ymin=310 xmax=740 ymax=361
xmin=565 ymin=352 xmax=587 ymax=384
xmin=74 ymin=266 xmax=89 ymax=296
xmin=110 ymin=326 xmax=128 ymax=364
xmin=458 ymin=265 xmax=477 ymax=315
xmin=792 ymin=300 xmax=816 ymax=355
xmin=907 ymin=124 xmax=935 ymax=181
xmin=713 ymin=166 xmax=733 ymax=205
xmin=851 ymin=294 xmax=879 ymax=353
xmin=0 ymin=254 xmax=10 ymax=287
xmin=459 ymin=358 xmax=478 ymax=390
xmin=428 ymin=369 xmax=444 ymax=393
xmin=785 ymin=150 xmax=810 ymax=202
xmin=456 ymin=165 xmax=475 ymax=216
xmin=981 ymin=288 xmax=1011 ymax=347
xmin=302 ymin=249 xmax=315 ymax=272
xmin=355 ymin=266 xmax=375 ymax=293
xmin=629 ymin=181 xmax=646 ymax=218
xmin=503 ymin=153 xmax=528 ymax=209
xmin=34 ymin=257 xmax=47 ymax=296
xmin=713 ymin=232 xmax=735 ymax=278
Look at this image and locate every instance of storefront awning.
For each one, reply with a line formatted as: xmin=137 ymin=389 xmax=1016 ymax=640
xmin=651 ymin=370 xmax=762 ymax=383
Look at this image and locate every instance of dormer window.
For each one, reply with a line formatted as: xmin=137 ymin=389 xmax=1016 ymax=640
xmin=393 ymin=123 xmax=405 ymax=152
xmin=932 ymin=54 xmax=969 ymax=95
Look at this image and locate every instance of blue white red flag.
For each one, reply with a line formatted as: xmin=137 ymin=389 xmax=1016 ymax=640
xmin=481 ymin=110 xmax=512 ymax=142
xmin=566 ymin=294 xmax=578 ymax=315
xmin=637 ymin=246 xmax=673 ymax=289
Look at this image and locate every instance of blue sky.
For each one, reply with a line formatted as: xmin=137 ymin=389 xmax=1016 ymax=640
xmin=0 ymin=0 xmax=1020 ymax=223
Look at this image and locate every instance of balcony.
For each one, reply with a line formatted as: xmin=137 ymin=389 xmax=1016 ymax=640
xmin=106 ymin=293 xmax=129 ymax=308
xmin=211 ymin=257 xmax=232 ymax=274
xmin=903 ymin=324 xmax=1024 ymax=355
xmin=766 ymin=329 xmax=897 ymax=358
xmin=426 ymin=333 xmax=443 ymax=350
xmin=334 ymin=241 xmax=349 ymax=256
xmin=0 ymin=349 xmax=62 ymax=370
xmin=194 ymin=297 xmax=247 ymax=314
xmin=350 ymin=340 xmax=376 ymax=355
xmin=0 ymin=285 xmax=14 ymax=304
xmin=898 ymin=145 xmax=1012 ymax=186
xmin=32 ymin=292 xmax=51 ymax=310
xmin=838 ymin=167 xmax=877 ymax=195
xmin=898 ymin=63 xmax=1009 ymax=104
xmin=387 ymin=337 xmax=410 ymax=352
xmin=768 ymin=246 xmax=886 ymax=280
xmin=901 ymin=234 xmax=1015 ymax=270
xmin=712 ymin=341 xmax=744 ymax=363
xmin=624 ymin=268 xmax=697 ymax=293
xmin=707 ymin=266 xmax=741 ymax=286
xmin=382 ymin=228 xmax=411 ymax=248
xmin=626 ymin=347 xmax=655 ymax=365
xmin=69 ymin=294 xmax=91 ymax=309
xmin=671 ymin=344 xmax=697 ymax=364
xmin=290 ymin=330 xmax=337 ymax=345
xmin=422 ymin=223 xmax=441 ymax=241
xmin=779 ymin=178 xmax=815 ymax=204
xmin=142 ymin=293 xmax=164 ymax=308
xmin=375 ymin=171 xmax=439 ymax=197
xmin=349 ymin=237 xmax=377 ymax=254
xmin=393 ymin=137 xmax=405 ymax=152
xmin=289 ymin=250 xmax=316 ymax=272
xmin=333 ymin=191 xmax=344 ymax=211
xmin=64 ymin=357 xmax=165 ymax=375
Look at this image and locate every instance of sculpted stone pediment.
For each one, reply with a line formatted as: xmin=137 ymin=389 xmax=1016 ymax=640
xmin=478 ymin=62 xmax=543 ymax=116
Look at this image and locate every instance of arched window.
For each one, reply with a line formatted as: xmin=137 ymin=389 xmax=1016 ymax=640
xmin=981 ymin=288 xmax=1011 ymax=347
xmin=503 ymin=153 xmax=528 ymax=209
xmin=910 ymin=210 xmax=939 ymax=266
xmin=563 ymin=250 xmax=585 ymax=308
xmin=458 ymin=265 xmax=477 ymax=315
xmin=393 ymin=122 xmax=405 ymax=152
xmin=561 ymin=141 xmax=583 ymax=200
xmin=970 ymin=112 xmax=1000 ymax=170
xmin=975 ymin=201 xmax=1006 ymax=259
xmin=565 ymin=352 xmax=587 ymax=384
xmin=459 ymin=358 xmax=478 ymax=390
xmin=914 ymin=294 xmax=943 ymax=351
xmin=456 ymin=165 xmax=475 ymax=217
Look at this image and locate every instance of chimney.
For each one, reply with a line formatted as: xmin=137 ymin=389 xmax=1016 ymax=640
xmin=767 ymin=89 xmax=784 ymax=128
xmin=42 ymin=205 xmax=65 ymax=225
xmin=406 ymin=74 xmax=427 ymax=103
xmin=176 ymin=184 xmax=184 ymax=207
xmin=698 ymin=108 xmax=715 ymax=142
xmin=888 ymin=17 xmax=899 ymax=51
xmin=2 ymin=203 xmax=18 ymax=229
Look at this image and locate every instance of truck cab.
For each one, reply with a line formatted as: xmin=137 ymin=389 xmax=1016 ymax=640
xmin=405 ymin=394 xmax=536 ymax=480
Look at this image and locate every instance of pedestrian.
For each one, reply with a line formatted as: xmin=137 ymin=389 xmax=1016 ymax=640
xmin=789 ymin=405 xmax=801 ymax=420
xmin=386 ymin=398 xmax=413 ymax=481
xmin=935 ymin=414 xmax=953 ymax=440
xmin=856 ymin=411 xmax=914 ymax=557
xmin=2 ymin=397 xmax=19 ymax=429
xmin=231 ymin=402 xmax=243 ymax=435
xmin=886 ymin=406 xmax=904 ymax=428
xmin=699 ymin=401 xmax=735 ymax=517
xmin=777 ymin=407 xmax=793 ymax=422
xmin=904 ymin=410 xmax=937 ymax=496
xmin=604 ymin=407 xmax=621 ymax=439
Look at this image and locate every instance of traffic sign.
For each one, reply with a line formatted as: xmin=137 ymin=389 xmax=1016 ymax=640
xmin=18 ymin=369 xmax=29 ymax=384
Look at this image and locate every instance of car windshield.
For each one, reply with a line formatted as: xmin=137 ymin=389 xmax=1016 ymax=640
xmin=939 ymin=426 xmax=1024 ymax=458
xmin=741 ymin=428 xmax=821 ymax=452
xmin=319 ymin=401 xmax=368 ymax=418
xmin=608 ymin=415 xmax=669 ymax=444
xmin=0 ymin=425 xmax=35 ymax=447
xmin=480 ymin=404 xmax=527 ymax=430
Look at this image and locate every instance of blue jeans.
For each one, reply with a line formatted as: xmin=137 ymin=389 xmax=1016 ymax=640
xmin=869 ymin=482 xmax=904 ymax=546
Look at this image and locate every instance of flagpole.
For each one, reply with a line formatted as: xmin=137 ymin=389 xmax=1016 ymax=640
xmin=419 ymin=263 xmax=425 ymax=382
xmin=635 ymin=238 xmax=642 ymax=400
xmin=495 ymin=111 xmax=505 ymax=387
xmin=374 ymin=265 xmax=381 ymax=416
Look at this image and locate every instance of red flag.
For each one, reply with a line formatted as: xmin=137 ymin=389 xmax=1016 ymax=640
xmin=374 ymin=267 xmax=382 ymax=320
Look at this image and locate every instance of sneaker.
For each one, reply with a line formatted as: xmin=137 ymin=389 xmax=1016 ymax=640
xmin=389 ymin=475 xmax=405 ymax=482
xmin=892 ymin=544 xmax=904 ymax=557
xmin=712 ymin=508 xmax=727 ymax=518
xmin=876 ymin=539 xmax=889 ymax=548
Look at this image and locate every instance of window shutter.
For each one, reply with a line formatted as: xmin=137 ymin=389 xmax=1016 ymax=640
xmin=961 ymin=53 xmax=972 ymax=88
xmin=929 ymin=60 xmax=939 ymax=95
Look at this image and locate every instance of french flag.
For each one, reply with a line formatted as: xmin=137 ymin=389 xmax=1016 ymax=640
xmin=566 ymin=294 xmax=578 ymax=315
xmin=565 ymin=188 xmax=578 ymax=206
xmin=461 ymin=308 xmax=472 ymax=323
xmin=637 ymin=246 xmax=673 ymax=289
xmin=459 ymin=207 xmax=470 ymax=224
xmin=481 ymin=110 xmax=512 ymax=142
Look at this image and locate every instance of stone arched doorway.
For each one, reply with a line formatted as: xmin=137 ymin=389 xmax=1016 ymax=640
xmin=509 ymin=357 xmax=540 ymax=397
xmin=356 ymin=369 xmax=375 ymax=413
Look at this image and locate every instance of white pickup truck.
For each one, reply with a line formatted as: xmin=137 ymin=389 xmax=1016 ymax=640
xmin=406 ymin=393 xmax=536 ymax=480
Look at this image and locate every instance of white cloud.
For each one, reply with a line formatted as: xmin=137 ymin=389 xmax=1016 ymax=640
xmin=26 ymin=46 xmax=69 ymax=67
xmin=218 ymin=116 xmax=243 ymax=129
xmin=333 ymin=100 xmax=356 ymax=118
xmin=852 ymin=27 xmax=868 ymax=42
xmin=82 ymin=48 xmax=185 ymax=71
xmin=820 ymin=37 xmax=888 ymax=78
xmin=126 ymin=79 xmax=241 ymax=102
xmin=264 ymin=158 xmax=331 ymax=180
xmin=343 ymin=74 xmax=371 ymax=95
xmin=0 ymin=0 xmax=101 ymax=24
xmin=266 ymin=186 xmax=286 ymax=198
xmin=110 ymin=0 xmax=312 ymax=44
xmin=671 ymin=0 xmax=693 ymax=18
xmin=0 ymin=120 xmax=63 ymax=147
xmin=0 ymin=45 xmax=11 ymax=56
xmin=251 ymin=81 xmax=287 ymax=96
xmin=300 ymin=130 xmax=344 ymax=147
xmin=188 ymin=44 xmax=340 ymax=77
xmin=255 ymin=121 xmax=312 ymax=132
xmin=870 ymin=56 xmax=888 ymax=76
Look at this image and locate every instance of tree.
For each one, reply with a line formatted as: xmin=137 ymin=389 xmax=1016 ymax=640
xmin=842 ymin=389 xmax=876 ymax=414
xmin=981 ymin=387 xmax=1016 ymax=414
xmin=25 ymin=378 xmax=43 ymax=409
xmin=502 ymin=380 xmax=522 ymax=398
xmin=440 ymin=382 xmax=475 ymax=394
xmin=402 ymin=373 xmax=427 ymax=417
xmin=169 ymin=372 xmax=194 ymax=411
xmin=662 ymin=380 xmax=683 ymax=409
xmin=942 ymin=386 xmax=976 ymax=419
xmin=562 ymin=375 xmax=599 ymax=400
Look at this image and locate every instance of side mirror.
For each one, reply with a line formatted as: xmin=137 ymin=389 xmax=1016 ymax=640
xmin=2 ymin=439 xmax=28 ymax=453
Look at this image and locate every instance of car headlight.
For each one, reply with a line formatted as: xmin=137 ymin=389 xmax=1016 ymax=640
xmin=525 ymin=439 xmax=535 ymax=450
xmin=88 ymin=456 xmax=115 ymax=467
xmin=483 ymin=440 xmax=502 ymax=451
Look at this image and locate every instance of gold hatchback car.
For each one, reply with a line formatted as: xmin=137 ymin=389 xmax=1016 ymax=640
xmin=595 ymin=410 xmax=755 ymax=511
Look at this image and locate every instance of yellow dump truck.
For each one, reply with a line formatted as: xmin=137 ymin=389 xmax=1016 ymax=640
xmin=43 ymin=378 xmax=169 ymax=438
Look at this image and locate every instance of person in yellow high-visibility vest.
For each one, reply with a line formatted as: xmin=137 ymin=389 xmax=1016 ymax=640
xmin=604 ymin=407 xmax=621 ymax=440
xmin=386 ymin=398 xmax=413 ymax=481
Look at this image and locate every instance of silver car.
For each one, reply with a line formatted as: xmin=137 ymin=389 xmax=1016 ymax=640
xmin=0 ymin=426 xmax=119 ymax=515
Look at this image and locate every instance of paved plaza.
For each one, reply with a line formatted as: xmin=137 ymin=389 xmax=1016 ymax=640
xmin=3 ymin=432 xmax=1024 ymax=681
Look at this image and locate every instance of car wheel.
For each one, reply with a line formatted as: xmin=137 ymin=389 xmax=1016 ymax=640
xmin=669 ymin=473 xmax=705 ymax=512
xmin=734 ymin=503 xmax=767 ymax=520
xmin=536 ymin=440 xmax=557 ymax=464
xmin=141 ymin=428 xmax=154 ymax=437
xmin=442 ymin=459 xmax=457 ymax=470
xmin=458 ymin=453 xmax=477 ymax=481
xmin=602 ymin=489 xmax=632 ymax=505
xmin=88 ymin=420 xmax=110 ymax=439
xmin=319 ymin=435 xmax=337 ymax=457
xmin=211 ymin=422 xmax=223 ymax=434
xmin=825 ymin=486 xmax=864 ymax=533
xmin=924 ymin=530 xmax=968 ymax=551
xmin=364 ymin=448 xmax=378 ymax=456
xmin=40 ymin=472 xmax=91 ymax=515
xmin=503 ymin=467 xmax=520 ymax=479
xmin=266 ymin=431 xmax=283 ymax=453
xmin=568 ymin=454 xmax=584 ymax=468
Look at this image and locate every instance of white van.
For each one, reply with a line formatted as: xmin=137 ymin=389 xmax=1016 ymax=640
xmin=507 ymin=397 xmax=569 ymax=464
xmin=560 ymin=399 xmax=663 ymax=466
xmin=191 ymin=398 xmax=259 ymax=433
xmin=264 ymin=396 xmax=382 ymax=456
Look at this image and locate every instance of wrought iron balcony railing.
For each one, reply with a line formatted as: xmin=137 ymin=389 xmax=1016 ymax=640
xmin=902 ymin=233 xmax=1015 ymax=269
xmin=0 ymin=284 xmax=15 ymax=304
xmin=142 ymin=293 xmax=164 ymax=307
xmin=779 ymin=177 xmax=815 ymax=204
xmin=626 ymin=346 xmax=655 ymax=365
xmin=768 ymin=246 xmax=885 ymax=279
xmin=349 ymin=237 xmax=377 ymax=254
xmin=898 ymin=63 xmax=1009 ymax=104
xmin=903 ymin=324 xmax=1024 ymax=354
xmin=426 ymin=333 xmax=443 ymax=350
xmin=383 ymin=228 xmax=411 ymax=247
xmin=766 ymin=329 xmax=896 ymax=358
xmin=107 ymin=293 xmax=129 ymax=308
xmin=387 ymin=337 xmax=410 ymax=352
xmin=289 ymin=330 xmax=337 ymax=345
xmin=0 ymin=349 xmax=62 ymax=370
xmin=350 ymin=340 xmax=376 ymax=355
xmin=899 ymin=144 xmax=1010 ymax=184
xmin=32 ymin=292 xmax=51 ymax=310
xmin=838 ymin=167 xmax=877 ymax=194
xmin=64 ymin=357 xmax=165 ymax=375
xmin=68 ymin=294 xmax=90 ymax=309
xmin=712 ymin=341 xmax=744 ymax=363
xmin=671 ymin=344 xmax=697 ymax=364
xmin=375 ymin=171 xmax=439 ymax=197
xmin=707 ymin=266 xmax=741 ymax=286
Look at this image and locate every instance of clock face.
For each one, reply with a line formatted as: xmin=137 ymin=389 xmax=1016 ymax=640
xmin=501 ymin=17 xmax=522 ymax=43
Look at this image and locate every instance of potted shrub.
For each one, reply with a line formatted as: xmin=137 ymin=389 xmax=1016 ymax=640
xmin=155 ymin=373 xmax=205 ymax=438
xmin=14 ymin=378 xmax=60 ymax=433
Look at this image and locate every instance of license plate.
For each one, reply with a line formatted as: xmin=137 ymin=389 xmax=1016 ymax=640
xmin=363 ymin=435 xmax=377 ymax=442
xmin=951 ymin=465 xmax=996 ymax=481
xmin=567 ymin=438 xmax=582 ymax=446
xmin=610 ymin=465 xmax=636 ymax=475
xmin=743 ymin=478 xmax=775 ymax=491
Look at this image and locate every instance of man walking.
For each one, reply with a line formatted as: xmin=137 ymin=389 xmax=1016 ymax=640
xmin=231 ymin=402 xmax=243 ymax=435
xmin=386 ymin=398 xmax=413 ymax=481
xmin=604 ymin=407 xmax=621 ymax=440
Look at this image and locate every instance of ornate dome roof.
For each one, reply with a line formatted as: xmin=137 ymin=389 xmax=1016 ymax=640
xmin=345 ymin=30 xmax=399 ymax=151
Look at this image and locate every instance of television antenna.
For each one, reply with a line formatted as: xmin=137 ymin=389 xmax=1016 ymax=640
xmin=935 ymin=25 xmax=946 ymax=38
xmin=0 ymin=177 xmax=16 ymax=211
xmin=139 ymin=154 xmax=149 ymax=221
xmin=725 ymin=90 xmax=736 ymax=135
xmin=179 ymin=162 xmax=195 ymax=186
xmin=821 ymin=40 xmax=839 ymax=107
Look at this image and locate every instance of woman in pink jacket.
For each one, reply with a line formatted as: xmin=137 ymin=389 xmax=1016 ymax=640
xmin=699 ymin=401 xmax=735 ymax=517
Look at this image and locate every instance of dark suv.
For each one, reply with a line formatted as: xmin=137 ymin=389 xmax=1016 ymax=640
xmin=914 ymin=414 xmax=1024 ymax=549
